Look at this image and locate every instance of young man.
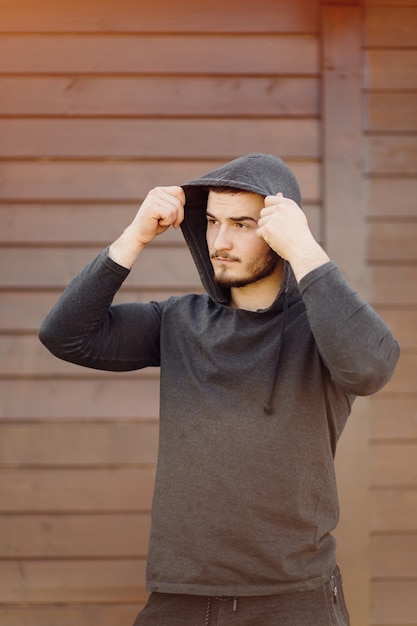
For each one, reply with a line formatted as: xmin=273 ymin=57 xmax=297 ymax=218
xmin=40 ymin=153 xmax=399 ymax=625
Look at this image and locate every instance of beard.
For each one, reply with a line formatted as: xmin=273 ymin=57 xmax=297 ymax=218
xmin=212 ymin=247 xmax=281 ymax=289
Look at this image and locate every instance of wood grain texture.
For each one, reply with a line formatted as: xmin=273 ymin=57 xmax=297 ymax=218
xmin=0 ymin=34 xmax=319 ymax=73
xmin=0 ymin=76 xmax=319 ymax=116
xmin=0 ymin=559 xmax=147 ymax=603
xmin=0 ymin=468 xmax=155 ymax=512
xmin=0 ymin=161 xmax=321 ymax=201
xmin=0 ymin=119 xmax=320 ymax=158
xmin=0 ymin=513 xmax=151 ymax=557
xmin=0 ymin=605 xmax=144 ymax=626
xmin=0 ymin=0 xmax=319 ymax=33
xmin=0 ymin=422 xmax=159 ymax=466
xmin=0 ymin=379 xmax=160 ymax=419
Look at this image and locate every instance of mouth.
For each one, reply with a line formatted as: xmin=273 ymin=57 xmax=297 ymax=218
xmin=211 ymin=253 xmax=240 ymax=264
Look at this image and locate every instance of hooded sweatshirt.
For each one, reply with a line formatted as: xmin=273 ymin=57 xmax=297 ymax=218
xmin=39 ymin=153 xmax=399 ymax=597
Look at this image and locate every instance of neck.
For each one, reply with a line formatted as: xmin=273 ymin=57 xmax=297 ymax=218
xmin=230 ymin=262 xmax=284 ymax=311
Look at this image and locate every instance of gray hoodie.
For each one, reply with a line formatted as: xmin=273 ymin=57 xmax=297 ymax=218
xmin=39 ymin=153 xmax=399 ymax=597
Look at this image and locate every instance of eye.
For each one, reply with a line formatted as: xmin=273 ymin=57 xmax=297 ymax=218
xmin=234 ymin=222 xmax=248 ymax=229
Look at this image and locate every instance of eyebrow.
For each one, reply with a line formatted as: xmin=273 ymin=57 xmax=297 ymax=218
xmin=206 ymin=211 xmax=258 ymax=224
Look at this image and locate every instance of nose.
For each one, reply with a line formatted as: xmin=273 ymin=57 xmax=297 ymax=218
xmin=213 ymin=224 xmax=232 ymax=251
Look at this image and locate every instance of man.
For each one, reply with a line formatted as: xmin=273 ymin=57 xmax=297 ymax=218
xmin=40 ymin=153 xmax=399 ymax=625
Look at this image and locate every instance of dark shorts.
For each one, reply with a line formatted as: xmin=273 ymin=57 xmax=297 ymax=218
xmin=132 ymin=566 xmax=350 ymax=626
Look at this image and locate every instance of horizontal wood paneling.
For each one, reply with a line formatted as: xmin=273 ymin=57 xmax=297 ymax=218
xmin=365 ymin=50 xmax=417 ymax=89
xmin=0 ymin=379 xmax=160 ymax=419
xmin=0 ymin=514 xmax=151 ymax=557
xmin=0 ymin=469 xmax=155 ymax=512
xmin=370 ymin=266 xmax=417 ymax=306
xmin=0 ymin=161 xmax=321 ymax=201
xmin=0 ymin=0 xmax=319 ymax=33
xmin=0 ymin=560 xmax=146 ymax=603
xmin=0 ymin=76 xmax=319 ymax=117
xmin=371 ymin=490 xmax=417 ymax=532
xmin=0 ymin=119 xmax=320 ymax=158
xmin=0 ymin=247 xmax=200 ymax=289
xmin=372 ymin=534 xmax=417 ymax=578
xmin=369 ymin=221 xmax=417 ymax=262
xmin=370 ymin=395 xmax=417 ymax=440
xmin=367 ymin=178 xmax=417 ymax=218
xmin=367 ymin=136 xmax=417 ymax=175
xmin=0 ymin=34 xmax=319 ymax=74
xmin=371 ymin=444 xmax=417 ymax=486
xmin=0 ymin=422 xmax=158 ymax=466
xmin=373 ymin=309 xmax=417 ymax=349
xmin=378 ymin=353 xmax=417 ymax=394
xmin=365 ymin=6 xmax=417 ymax=47
xmin=0 ymin=605 xmax=143 ymax=626
xmin=366 ymin=92 xmax=417 ymax=132
xmin=372 ymin=581 xmax=417 ymax=625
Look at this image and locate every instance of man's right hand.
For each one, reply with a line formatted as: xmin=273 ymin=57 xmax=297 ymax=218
xmin=109 ymin=186 xmax=186 ymax=269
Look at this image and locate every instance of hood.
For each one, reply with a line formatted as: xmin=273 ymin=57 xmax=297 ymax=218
xmin=181 ymin=152 xmax=302 ymax=305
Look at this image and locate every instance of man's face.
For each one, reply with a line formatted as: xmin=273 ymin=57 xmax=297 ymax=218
xmin=206 ymin=190 xmax=280 ymax=289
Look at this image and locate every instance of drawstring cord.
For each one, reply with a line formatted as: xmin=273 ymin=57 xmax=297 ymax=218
xmin=205 ymin=597 xmax=211 ymax=626
xmin=205 ymin=596 xmax=238 ymax=624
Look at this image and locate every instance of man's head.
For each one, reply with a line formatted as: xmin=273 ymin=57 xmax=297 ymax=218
xmin=205 ymin=187 xmax=281 ymax=290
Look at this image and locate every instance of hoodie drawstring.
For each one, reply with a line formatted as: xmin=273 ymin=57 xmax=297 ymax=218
xmin=205 ymin=596 xmax=238 ymax=624
xmin=263 ymin=283 xmax=289 ymax=415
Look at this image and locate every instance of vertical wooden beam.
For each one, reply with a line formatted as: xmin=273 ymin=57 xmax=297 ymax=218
xmin=321 ymin=3 xmax=371 ymax=626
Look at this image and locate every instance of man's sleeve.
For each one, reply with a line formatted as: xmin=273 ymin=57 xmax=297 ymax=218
xmin=39 ymin=249 xmax=162 ymax=371
xmin=299 ymin=261 xmax=400 ymax=396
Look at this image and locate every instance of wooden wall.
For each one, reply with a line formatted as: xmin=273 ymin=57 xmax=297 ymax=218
xmin=364 ymin=2 xmax=417 ymax=625
xmin=0 ymin=1 xmax=322 ymax=625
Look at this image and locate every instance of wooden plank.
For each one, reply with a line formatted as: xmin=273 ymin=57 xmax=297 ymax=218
xmin=371 ymin=490 xmax=417 ymax=532
xmin=373 ymin=308 xmax=417 ymax=349
xmin=0 ymin=559 xmax=146 ymax=603
xmin=0 ymin=119 xmax=320 ymax=159
xmin=0 ymin=203 xmax=322 ymax=245
xmin=368 ymin=177 xmax=417 ymax=218
xmin=370 ymin=395 xmax=417 ymax=440
xmin=0 ymin=246 xmax=200 ymax=289
xmin=366 ymin=92 xmax=417 ymax=132
xmin=372 ymin=581 xmax=417 ymax=624
xmin=0 ymin=379 xmax=160 ymax=419
xmin=369 ymin=221 xmax=417 ymax=262
xmin=0 ymin=161 xmax=321 ymax=202
xmin=372 ymin=534 xmax=417 ymax=578
xmin=378 ymin=353 xmax=417 ymax=395
xmin=321 ymin=7 xmax=369 ymax=625
xmin=365 ymin=50 xmax=417 ymax=90
xmin=367 ymin=136 xmax=417 ymax=175
xmin=0 ymin=0 xmax=319 ymax=33
xmin=0 ymin=34 xmax=319 ymax=73
xmin=0 ymin=468 xmax=155 ymax=512
xmin=0 ymin=605 xmax=144 ymax=626
xmin=370 ymin=266 xmax=417 ymax=306
xmin=0 ymin=204 xmax=147 ymax=245
xmin=0 ymin=422 xmax=158 ymax=466
xmin=365 ymin=6 xmax=417 ymax=47
xmin=371 ymin=444 xmax=417 ymax=486
xmin=0 ymin=513 xmax=151 ymax=557
xmin=0 ymin=76 xmax=319 ymax=116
